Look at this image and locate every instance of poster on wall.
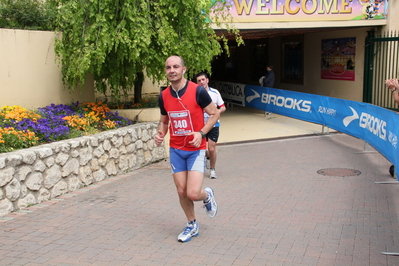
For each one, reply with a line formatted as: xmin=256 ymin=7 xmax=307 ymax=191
xmin=321 ymin=38 xmax=356 ymax=81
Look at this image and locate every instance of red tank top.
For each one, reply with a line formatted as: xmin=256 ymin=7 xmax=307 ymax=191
xmin=162 ymin=81 xmax=206 ymax=151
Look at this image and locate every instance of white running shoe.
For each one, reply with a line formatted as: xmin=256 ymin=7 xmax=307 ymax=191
xmin=210 ymin=169 xmax=217 ymax=179
xmin=203 ymin=187 xmax=218 ymax=218
xmin=177 ymin=222 xmax=199 ymax=242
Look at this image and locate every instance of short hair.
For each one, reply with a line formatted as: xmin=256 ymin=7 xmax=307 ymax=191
xmin=167 ymin=55 xmax=185 ymax=66
xmin=195 ymin=72 xmax=209 ymax=81
xmin=267 ymin=64 xmax=273 ymax=69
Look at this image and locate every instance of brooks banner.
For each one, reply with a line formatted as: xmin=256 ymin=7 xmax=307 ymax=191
xmin=241 ymin=84 xmax=399 ymax=178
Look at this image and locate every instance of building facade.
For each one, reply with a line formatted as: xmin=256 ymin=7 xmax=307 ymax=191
xmin=211 ymin=0 xmax=398 ymax=105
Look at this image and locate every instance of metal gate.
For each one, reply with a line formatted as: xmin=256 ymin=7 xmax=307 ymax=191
xmin=363 ymin=31 xmax=399 ymax=110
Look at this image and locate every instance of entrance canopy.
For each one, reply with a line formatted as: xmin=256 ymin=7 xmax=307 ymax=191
xmin=215 ymin=27 xmax=359 ymax=40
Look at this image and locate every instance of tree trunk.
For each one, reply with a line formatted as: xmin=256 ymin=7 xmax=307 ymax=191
xmin=134 ymin=71 xmax=144 ymax=104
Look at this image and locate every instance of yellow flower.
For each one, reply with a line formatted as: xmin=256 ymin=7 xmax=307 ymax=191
xmin=0 ymin=105 xmax=41 ymax=122
xmin=103 ymin=120 xmax=116 ymax=130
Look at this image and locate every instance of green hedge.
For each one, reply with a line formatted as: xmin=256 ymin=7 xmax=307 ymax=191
xmin=0 ymin=0 xmax=57 ymax=31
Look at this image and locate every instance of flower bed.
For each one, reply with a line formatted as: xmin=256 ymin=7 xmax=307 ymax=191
xmin=0 ymin=102 xmax=133 ymax=154
xmin=0 ymin=98 xmax=165 ymax=217
xmin=0 ymin=122 xmax=167 ymax=217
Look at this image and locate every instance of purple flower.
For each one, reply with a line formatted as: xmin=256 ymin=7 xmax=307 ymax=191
xmin=1 ymin=102 xmax=134 ymax=150
xmin=13 ymin=117 xmax=70 ymax=143
xmin=106 ymin=111 xmax=133 ymax=127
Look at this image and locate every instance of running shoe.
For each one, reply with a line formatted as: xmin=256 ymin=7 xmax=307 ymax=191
xmin=210 ymin=169 xmax=217 ymax=179
xmin=177 ymin=221 xmax=199 ymax=242
xmin=204 ymin=187 xmax=218 ymax=218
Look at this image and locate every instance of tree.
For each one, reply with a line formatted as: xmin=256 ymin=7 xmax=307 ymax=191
xmin=0 ymin=0 xmax=57 ymax=31
xmin=52 ymin=0 xmax=242 ymax=104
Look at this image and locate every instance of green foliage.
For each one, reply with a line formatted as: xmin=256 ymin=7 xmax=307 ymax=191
xmin=53 ymin=0 xmax=243 ymax=100
xmin=0 ymin=128 xmax=38 ymax=153
xmin=0 ymin=0 xmax=58 ymax=31
xmin=66 ymin=128 xmax=85 ymax=139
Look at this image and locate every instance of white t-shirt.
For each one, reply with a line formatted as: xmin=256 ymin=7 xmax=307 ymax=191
xmin=204 ymin=87 xmax=225 ymax=127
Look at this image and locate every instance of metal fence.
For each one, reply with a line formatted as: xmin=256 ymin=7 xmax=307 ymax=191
xmin=364 ymin=31 xmax=399 ymax=110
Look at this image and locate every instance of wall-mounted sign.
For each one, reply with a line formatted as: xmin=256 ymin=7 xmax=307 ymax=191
xmin=225 ymin=0 xmax=388 ymax=22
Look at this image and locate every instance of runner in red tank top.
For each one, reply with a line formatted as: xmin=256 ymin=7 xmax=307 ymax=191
xmin=154 ymin=55 xmax=220 ymax=242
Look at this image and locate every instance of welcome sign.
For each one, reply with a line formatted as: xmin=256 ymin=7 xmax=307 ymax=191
xmin=225 ymin=0 xmax=388 ymax=22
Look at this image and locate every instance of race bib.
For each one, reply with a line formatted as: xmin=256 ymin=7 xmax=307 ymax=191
xmin=169 ymin=110 xmax=194 ymax=136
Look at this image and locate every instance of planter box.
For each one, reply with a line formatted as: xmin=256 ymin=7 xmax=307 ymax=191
xmin=0 ymin=123 xmax=167 ymax=217
xmin=113 ymin=108 xmax=160 ymax=122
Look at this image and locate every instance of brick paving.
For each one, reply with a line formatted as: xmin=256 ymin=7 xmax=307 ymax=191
xmin=1 ymin=133 xmax=399 ymax=265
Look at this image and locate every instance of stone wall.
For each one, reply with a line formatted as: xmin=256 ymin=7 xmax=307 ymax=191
xmin=0 ymin=122 xmax=167 ymax=217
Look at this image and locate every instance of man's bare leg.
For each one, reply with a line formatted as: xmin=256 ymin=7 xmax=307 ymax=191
xmin=173 ymin=170 xmax=207 ymax=221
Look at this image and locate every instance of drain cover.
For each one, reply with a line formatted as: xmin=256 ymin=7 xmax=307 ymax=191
xmin=317 ymin=168 xmax=361 ymax=177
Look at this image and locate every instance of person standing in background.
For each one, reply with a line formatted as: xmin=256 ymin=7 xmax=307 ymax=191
xmin=385 ymin=77 xmax=399 ymax=177
xmin=262 ymin=64 xmax=275 ymax=88
xmin=386 ymin=78 xmax=399 ymax=104
xmin=195 ymin=72 xmax=226 ymax=179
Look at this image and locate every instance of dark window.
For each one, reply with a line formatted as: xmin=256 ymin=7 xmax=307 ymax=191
xmin=282 ymin=36 xmax=304 ymax=84
xmin=225 ymin=46 xmax=238 ymax=79
xmin=252 ymin=43 xmax=268 ymax=80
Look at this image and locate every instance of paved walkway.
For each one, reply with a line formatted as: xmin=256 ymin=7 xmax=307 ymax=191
xmin=1 ymin=107 xmax=399 ymax=266
xmin=218 ymin=106 xmax=332 ymax=143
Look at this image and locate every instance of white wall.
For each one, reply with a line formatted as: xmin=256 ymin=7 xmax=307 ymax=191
xmin=0 ymin=29 xmax=94 ymax=109
xmin=0 ymin=29 xmax=162 ymax=109
xmin=384 ymin=0 xmax=398 ymax=32
xmin=94 ymin=71 xmax=164 ymax=101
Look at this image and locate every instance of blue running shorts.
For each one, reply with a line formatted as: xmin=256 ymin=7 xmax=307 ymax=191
xmin=169 ymin=148 xmax=206 ymax=174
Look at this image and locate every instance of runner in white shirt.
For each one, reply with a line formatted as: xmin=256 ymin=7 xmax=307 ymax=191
xmin=195 ymin=72 xmax=226 ymax=179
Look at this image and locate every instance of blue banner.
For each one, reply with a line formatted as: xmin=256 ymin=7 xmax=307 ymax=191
xmin=244 ymin=85 xmax=399 ymax=179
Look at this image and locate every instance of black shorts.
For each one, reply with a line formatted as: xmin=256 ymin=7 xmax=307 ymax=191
xmin=206 ymin=127 xmax=219 ymax=143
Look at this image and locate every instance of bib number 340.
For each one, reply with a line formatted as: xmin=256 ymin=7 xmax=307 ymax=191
xmin=173 ymin=120 xmax=187 ymax=128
